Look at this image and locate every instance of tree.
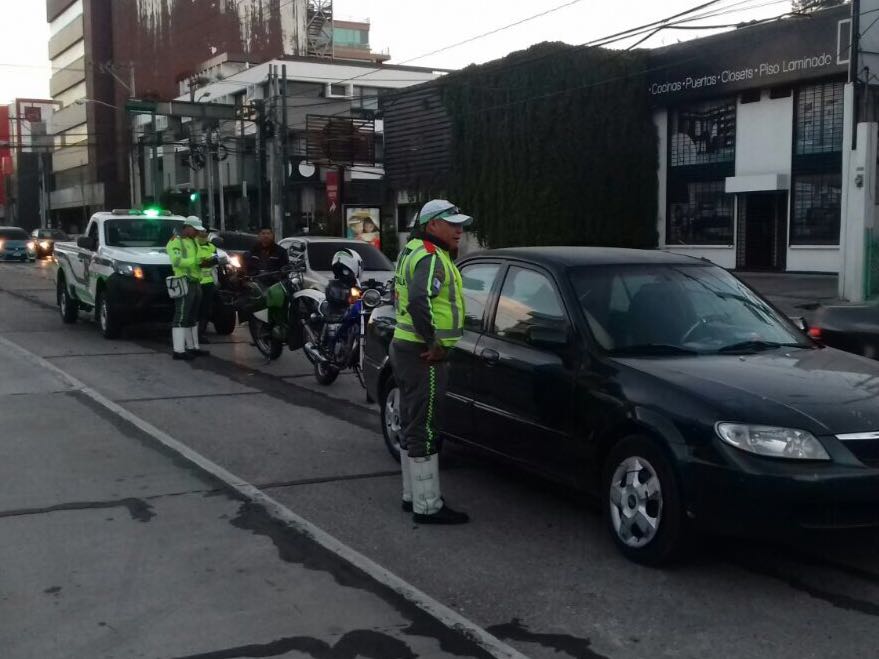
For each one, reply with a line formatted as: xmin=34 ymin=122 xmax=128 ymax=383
xmin=793 ymin=0 xmax=846 ymax=13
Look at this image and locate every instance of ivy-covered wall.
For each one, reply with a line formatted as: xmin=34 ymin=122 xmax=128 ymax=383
xmin=441 ymin=43 xmax=658 ymax=249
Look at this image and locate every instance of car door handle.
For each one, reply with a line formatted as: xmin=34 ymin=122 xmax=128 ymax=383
xmin=480 ymin=349 xmax=500 ymax=366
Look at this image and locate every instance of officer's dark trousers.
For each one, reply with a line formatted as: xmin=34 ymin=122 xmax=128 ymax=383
xmin=198 ymin=283 xmax=215 ymax=335
xmin=173 ymin=280 xmax=202 ymax=328
xmin=390 ymin=339 xmax=449 ymax=459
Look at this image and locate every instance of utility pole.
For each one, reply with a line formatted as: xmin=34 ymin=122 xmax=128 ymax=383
xmin=150 ymin=111 xmax=160 ymax=203
xmin=851 ymin=0 xmax=862 ymax=149
xmin=281 ymin=65 xmax=289 ymax=237
xmin=205 ymin=126 xmax=216 ymax=226
xmin=254 ymin=99 xmax=266 ymax=229
xmin=218 ymin=128 xmax=226 ymax=231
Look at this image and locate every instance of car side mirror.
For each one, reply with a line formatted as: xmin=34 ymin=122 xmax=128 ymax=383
xmin=77 ymin=235 xmax=97 ymax=251
xmin=789 ymin=316 xmax=808 ymax=332
xmin=527 ymin=325 xmax=570 ymax=350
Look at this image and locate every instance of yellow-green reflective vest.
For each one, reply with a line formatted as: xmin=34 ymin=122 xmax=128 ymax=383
xmin=393 ymin=238 xmax=465 ymax=348
xmin=166 ymin=236 xmax=200 ymax=280
xmin=197 ymin=240 xmax=217 ymax=284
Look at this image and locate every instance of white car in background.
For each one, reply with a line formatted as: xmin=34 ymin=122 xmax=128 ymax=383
xmin=278 ymin=236 xmax=395 ymax=290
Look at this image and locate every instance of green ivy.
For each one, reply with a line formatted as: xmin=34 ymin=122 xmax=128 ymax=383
xmin=441 ymin=43 xmax=658 ymax=249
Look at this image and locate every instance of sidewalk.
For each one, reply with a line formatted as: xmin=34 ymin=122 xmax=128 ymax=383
xmin=0 ymin=340 xmax=496 ymax=659
xmin=736 ymin=271 xmax=841 ymax=319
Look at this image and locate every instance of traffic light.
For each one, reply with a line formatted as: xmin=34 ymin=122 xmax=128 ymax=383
xmin=189 ymin=191 xmax=200 ymax=203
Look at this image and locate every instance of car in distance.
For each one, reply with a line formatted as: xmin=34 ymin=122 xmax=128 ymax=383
xmin=365 ymin=246 xmax=879 ymax=564
xmin=30 ymin=228 xmax=70 ymax=259
xmin=0 ymin=226 xmax=36 ymax=262
xmin=278 ymin=236 xmax=394 ymax=291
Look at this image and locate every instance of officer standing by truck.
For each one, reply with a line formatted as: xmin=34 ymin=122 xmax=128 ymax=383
xmin=392 ymin=199 xmax=472 ymax=525
xmin=166 ymin=217 xmax=209 ymax=360
xmin=195 ymin=225 xmax=218 ymax=344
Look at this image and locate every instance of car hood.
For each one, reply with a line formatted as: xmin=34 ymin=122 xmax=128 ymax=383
xmin=100 ymin=246 xmax=228 ymax=266
xmin=617 ymin=347 xmax=879 ymax=435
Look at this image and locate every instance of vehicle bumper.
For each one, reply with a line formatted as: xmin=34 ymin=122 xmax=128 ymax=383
xmin=685 ymin=454 xmax=879 ymax=534
xmin=0 ymin=251 xmax=34 ymax=261
xmin=105 ymin=273 xmax=174 ymax=321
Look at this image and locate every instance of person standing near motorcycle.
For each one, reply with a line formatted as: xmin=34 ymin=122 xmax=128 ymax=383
xmin=391 ymin=199 xmax=472 ymax=525
xmin=195 ymin=225 xmax=218 ymax=344
xmin=166 ymin=217 xmax=210 ymax=360
xmin=245 ymin=227 xmax=289 ymax=281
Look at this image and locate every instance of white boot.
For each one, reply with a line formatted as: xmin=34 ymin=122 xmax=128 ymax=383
xmin=188 ymin=326 xmax=200 ymax=350
xmin=410 ymin=455 xmax=443 ymax=515
xmin=184 ymin=326 xmax=195 ymax=350
xmin=172 ymin=327 xmax=186 ymax=354
xmin=400 ymin=448 xmax=413 ymax=507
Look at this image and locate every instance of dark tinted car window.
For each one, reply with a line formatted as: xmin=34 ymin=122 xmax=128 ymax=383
xmin=104 ymin=219 xmax=183 ymax=247
xmin=36 ymin=229 xmax=69 ymax=239
xmin=0 ymin=228 xmax=29 ymax=240
xmin=218 ymin=232 xmax=259 ymax=252
xmin=492 ymin=266 xmax=567 ymax=343
xmin=307 ymin=242 xmax=393 ymax=271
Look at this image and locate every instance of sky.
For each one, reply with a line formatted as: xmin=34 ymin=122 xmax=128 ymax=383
xmin=0 ymin=0 xmax=795 ymax=105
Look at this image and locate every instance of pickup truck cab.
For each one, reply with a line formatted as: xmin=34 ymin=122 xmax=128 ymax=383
xmin=54 ymin=209 xmax=237 ymax=338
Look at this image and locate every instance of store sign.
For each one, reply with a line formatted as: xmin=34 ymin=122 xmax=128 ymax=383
xmin=648 ymin=6 xmax=850 ymax=103
xmin=326 ymin=170 xmax=339 ymax=214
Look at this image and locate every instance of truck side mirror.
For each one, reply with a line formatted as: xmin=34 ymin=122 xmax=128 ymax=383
xmin=77 ymin=235 xmax=97 ymax=251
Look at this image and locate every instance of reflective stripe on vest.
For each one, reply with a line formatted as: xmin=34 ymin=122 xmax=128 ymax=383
xmin=393 ymin=238 xmax=465 ymax=347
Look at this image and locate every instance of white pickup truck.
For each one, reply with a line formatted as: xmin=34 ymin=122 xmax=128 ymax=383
xmin=54 ymin=209 xmax=237 ymax=338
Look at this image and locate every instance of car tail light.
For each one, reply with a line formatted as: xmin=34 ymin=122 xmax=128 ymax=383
xmin=808 ymin=327 xmax=822 ymax=340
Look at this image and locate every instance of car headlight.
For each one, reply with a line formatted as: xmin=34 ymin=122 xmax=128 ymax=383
xmin=114 ymin=261 xmax=145 ymax=280
xmin=715 ymin=423 xmax=830 ymax=460
xmin=40 ymin=241 xmax=50 ymax=249
xmin=26 ymin=241 xmax=35 ymax=251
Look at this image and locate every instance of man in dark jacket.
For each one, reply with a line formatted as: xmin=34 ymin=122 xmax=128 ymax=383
xmin=244 ymin=228 xmax=289 ymax=280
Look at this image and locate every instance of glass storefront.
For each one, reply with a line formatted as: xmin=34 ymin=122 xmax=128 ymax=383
xmin=668 ymin=180 xmax=734 ymax=246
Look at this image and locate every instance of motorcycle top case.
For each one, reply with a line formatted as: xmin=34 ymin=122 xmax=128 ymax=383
xmin=266 ymin=281 xmax=288 ymax=309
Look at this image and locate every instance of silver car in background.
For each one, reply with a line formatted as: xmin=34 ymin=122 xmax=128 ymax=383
xmin=278 ymin=236 xmax=395 ymax=290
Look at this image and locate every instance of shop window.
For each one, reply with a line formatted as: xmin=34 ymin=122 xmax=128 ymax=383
xmin=669 ymin=100 xmax=736 ymax=167
xmin=740 ymin=89 xmax=761 ymax=104
xmin=791 ymin=173 xmax=841 ymax=245
xmin=796 ymin=82 xmax=844 ymax=155
xmin=667 ymin=180 xmax=734 ymax=245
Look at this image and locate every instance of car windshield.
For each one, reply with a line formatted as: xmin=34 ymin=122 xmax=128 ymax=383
xmin=570 ymin=263 xmax=811 ymax=355
xmin=0 ymin=228 xmax=28 ymax=240
xmin=307 ymin=242 xmax=393 ymax=271
xmin=104 ymin=219 xmax=183 ymax=247
xmin=42 ymin=230 xmax=69 ymax=240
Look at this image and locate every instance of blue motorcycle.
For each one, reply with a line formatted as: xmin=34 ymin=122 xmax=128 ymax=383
xmin=298 ymin=275 xmax=389 ymax=386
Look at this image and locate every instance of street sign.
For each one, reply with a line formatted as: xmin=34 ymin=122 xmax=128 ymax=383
xmin=125 ymin=99 xmax=158 ymax=114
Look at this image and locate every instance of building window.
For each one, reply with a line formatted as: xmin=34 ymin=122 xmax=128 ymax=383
xmin=796 ymin=82 xmax=844 ymax=155
xmin=334 ymin=27 xmax=368 ymax=47
xmin=791 ymin=173 xmax=841 ymax=245
xmin=668 ymin=180 xmax=734 ymax=245
xmin=669 ymin=100 xmax=736 ymax=167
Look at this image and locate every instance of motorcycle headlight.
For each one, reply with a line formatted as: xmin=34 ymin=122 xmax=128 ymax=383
xmin=715 ymin=423 xmax=830 ymax=461
xmin=115 ymin=261 xmax=145 ymax=280
xmin=228 ymin=254 xmax=242 ymax=269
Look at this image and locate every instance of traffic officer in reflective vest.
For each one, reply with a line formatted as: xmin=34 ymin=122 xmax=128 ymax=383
xmin=195 ymin=226 xmax=218 ymax=344
xmin=166 ymin=217 xmax=209 ymax=360
xmin=392 ymin=199 xmax=472 ymax=524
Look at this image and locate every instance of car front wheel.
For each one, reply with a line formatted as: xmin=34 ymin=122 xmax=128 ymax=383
xmin=96 ymin=290 xmax=122 ymax=339
xmin=381 ymin=377 xmax=403 ymax=462
xmin=603 ymin=435 xmax=685 ymax=565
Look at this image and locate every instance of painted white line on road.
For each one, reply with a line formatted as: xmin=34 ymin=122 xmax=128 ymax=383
xmin=0 ymin=334 xmax=528 ymax=659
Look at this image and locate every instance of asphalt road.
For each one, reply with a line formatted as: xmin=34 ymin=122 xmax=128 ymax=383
xmin=1 ymin=260 xmax=878 ymax=659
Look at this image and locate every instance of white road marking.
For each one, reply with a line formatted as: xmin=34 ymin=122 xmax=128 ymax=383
xmin=0 ymin=334 xmax=528 ymax=659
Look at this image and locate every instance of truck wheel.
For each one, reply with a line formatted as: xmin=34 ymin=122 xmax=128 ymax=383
xmin=212 ymin=303 xmax=237 ymax=336
xmin=96 ymin=289 xmax=122 ymax=339
xmin=57 ymin=277 xmax=78 ymax=324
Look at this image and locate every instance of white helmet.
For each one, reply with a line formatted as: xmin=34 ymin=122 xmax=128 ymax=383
xmin=331 ymin=248 xmax=363 ymax=284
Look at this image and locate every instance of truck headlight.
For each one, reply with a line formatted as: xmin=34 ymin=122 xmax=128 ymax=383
xmin=715 ymin=423 xmax=830 ymax=461
xmin=115 ymin=261 xmax=145 ymax=280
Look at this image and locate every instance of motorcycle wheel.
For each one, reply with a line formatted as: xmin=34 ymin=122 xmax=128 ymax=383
xmin=249 ymin=318 xmax=283 ymax=360
xmin=314 ymin=361 xmax=340 ymax=386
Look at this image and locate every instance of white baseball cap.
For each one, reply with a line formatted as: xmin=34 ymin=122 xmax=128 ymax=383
xmin=417 ymin=199 xmax=473 ymax=227
xmin=184 ymin=216 xmax=206 ymax=231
